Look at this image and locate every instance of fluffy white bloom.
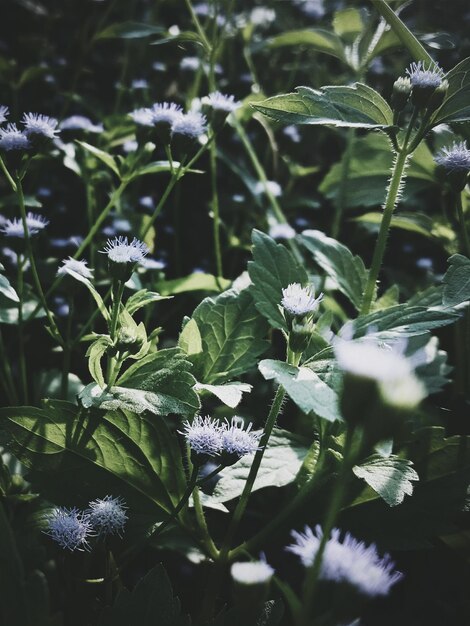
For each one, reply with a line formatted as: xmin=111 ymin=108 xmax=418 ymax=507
xmin=281 ymin=283 xmax=323 ymax=317
xmin=201 ymin=91 xmax=239 ymax=113
xmin=57 ymin=257 xmax=93 ymax=279
xmin=406 ymin=61 xmax=444 ymax=89
xmin=181 ymin=415 xmax=224 ymax=457
xmin=151 ymin=102 xmax=183 ymax=125
xmin=86 ymin=496 xmax=127 ymax=537
xmin=253 ymin=180 xmax=282 ymax=197
xmin=129 ymin=107 xmax=154 ymax=127
xmin=435 ymin=141 xmax=470 ymax=172
xmin=0 ymin=123 xmax=31 ymax=151
xmin=231 ymin=559 xmax=274 ymax=585
xmin=60 ymin=115 xmax=103 ymax=133
xmin=22 ymin=113 xmax=59 ymax=139
xmin=101 ymin=236 xmax=149 ymax=264
xmin=221 ymin=417 xmax=261 ymax=459
xmin=250 ymin=7 xmax=276 ymax=26
xmin=1 ymin=212 xmax=49 ymax=237
xmin=44 ymin=507 xmax=93 ymax=551
xmin=171 ymin=111 xmax=207 ymax=138
xmin=287 ymin=525 xmax=403 ymax=597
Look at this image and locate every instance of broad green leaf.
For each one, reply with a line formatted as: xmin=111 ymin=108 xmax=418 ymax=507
xmin=178 ymin=317 xmax=203 ymax=358
xmin=253 ymin=83 xmax=393 ymax=129
xmin=116 ymin=348 xmax=200 ymax=417
xmin=200 ymin=429 xmax=309 ymax=509
xmin=125 ymin=289 xmax=172 ymax=315
xmin=353 ymin=455 xmax=419 ymax=507
xmin=443 ymin=254 xmax=470 ymax=306
xmin=100 ymin=564 xmax=189 ymax=626
xmin=263 ymin=29 xmax=345 ymax=61
xmin=431 ymin=56 xmax=470 ymax=126
xmin=190 ymin=288 xmax=269 ymax=384
xmin=300 ymin=230 xmax=368 ymax=310
xmin=248 ymin=229 xmax=308 ymax=330
xmin=157 ymin=273 xmax=231 ymax=296
xmin=76 ymin=141 xmax=120 ymax=177
xmin=371 ymin=0 xmax=434 ymax=64
xmin=86 ymin=335 xmax=112 ymax=388
xmin=354 ymin=212 xmax=437 ymax=239
xmin=194 ymin=382 xmax=252 ymax=408
xmin=94 ymin=21 xmax=164 ymax=40
xmin=0 ymin=400 xmax=186 ymax=514
xmin=259 ymin=359 xmax=342 ymax=423
xmin=0 ymin=274 xmax=19 ymax=302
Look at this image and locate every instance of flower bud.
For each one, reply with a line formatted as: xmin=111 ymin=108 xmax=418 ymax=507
xmin=426 ymin=79 xmax=448 ymax=113
xmin=288 ymin=317 xmax=315 ymax=354
xmin=391 ymin=77 xmax=411 ymax=112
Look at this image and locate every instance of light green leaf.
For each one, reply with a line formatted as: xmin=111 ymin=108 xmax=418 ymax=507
xmin=76 ymin=141 xmax=120 ymax=177
xmin=443 ymin=254 xmax=470 ymax=307
xmin=248 ymin=229 xmax=308 ymax=330
xmin=354 ymin=211 xmax=437 ymax=239
xmin=200 ymin=429 xmax=309 ymax=509
xmin=353 ymin=455 xmax=419 ymax=507
xmin=194 ymin=382 xmax=252 ymax=409
xmin=157 ymin=273 xmax=231 ymax=296
xmin=300 ymin=230 xmax=368 ymax=310
xmin=116 ymin=348 xmax=200 ymax=417
xmin=0 ymin=274 xmax=19 ymax=302
xmin=259 ymin=359 xmax=342 ymax=423
xmin=333 ymin=8 xmax=364 ymax=43
xmin=432 ymin=57 xmax=470 ymax=125
xmin=86 ymin=335 xmax=112 ymax=388
xmin=125 ymin=289 xmax=172 ymax=315
xmin=129 ymin=160 xmax=179 ymax=180
xmin=178 ymin=318 xmax=203 ymax=358
xmin=94 ymin=21 xmax=164 ymax=40
xmin=190 ymin=288 xmax=269 ymax=384
xmin=263 ymin=29 xmax=345 ymax=61
xmin=0 ymin=400 xmax=186 ymax=514
xmin=253 ymin=83 xmax=393 ymax=129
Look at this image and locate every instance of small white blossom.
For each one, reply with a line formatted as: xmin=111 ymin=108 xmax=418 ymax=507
xmin=22 ymin=113 xmax=59 ymax=139
xmin=253 ymin=180 xmax=282 ymax=197
xmin=151 ymin=102 xmax=183 ymax=125
xmin=250 ymin=7 xmax=276 ymax=26
xmin=281 ymin=283 xmax=323 ymax=317
xmin=60 ymin=115 xmax=103 ymax=133
xmin=406 ymin=61 xmax=444 ymax=89
xmin=57 ymin=257 xmax=93 ymax=279
xmin=181 ymin=415 xmax=224 ymax=457
xmin=1 ymin=213 xmax=49 ymax=238
xmin=269 ymin=223 xmax=296 ymax=240
xmin=171 ymin=111 xmax=207 ymax=138
xmin=221 ymin=417 xmax=261 ymax=459
xmin=129 ymin=107 xmax=154 ymax=127
xmin=201 ymin=92 xmax=239 ymax=113
xmin=44 ymin=507 xmax=93 ymax=552
xmin=287 ymin=525 xmax=403 ymax=597
xmin=435 ymin=141 xmax=470 ymax=172
xmin=0 ymin=123 xmax=31 ymax=151
xmin=231 ymin=559 xmax=274 ymax=585
xmin=131 ymin=79 xmax=149 ymax=90
xmin=87 ymin=496 xmax=127 ymax=537
xmin=101 ymin=236 xmax=149 ymax=264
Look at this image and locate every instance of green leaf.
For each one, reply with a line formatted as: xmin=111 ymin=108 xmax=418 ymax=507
xmin=99 ymin=564 xmax=189 ymax=626
xmin=443 ymin=254 xmax=470 ymax=306
xmin=200 ymin=429 xmax=309 ymax=509
xmin=64 ymin=268 xmax=110 ymax=321
xmin=128 ymin=160 xmax=178 ymax=180
xmin=371 ymin=0 xmax=434 ymax=64
xmin=151 ymin=30 xmax=205 ymax=49
xmin=353 ymin=455 xmax=419 ymax=507
xmin=253 ymin=83 xmax=393 ymax=129
xmin=190 ymin=288 xmax=269 ymax=384
xmin=263 ymin=29 xmax=345 ymax=61
xmin=157 ymin=273 xmax=231 ymax=296
xmin=0 ymin=400 xmax=186 ymax=514
xmin=259 ymin=360 xmax=342 ymax=423
xmin=300 ymin=230 xmax=368 ymax=310
xmin=86 ymin=335 xmax=112 ymax=388
xmin=94 ymin=21 xmax=164 ymax=40
xmin=354 ymin=211 xmax=438 ymax=239
xmin=76 ymin=141 xmax=120 ymax=177
xmin=116 ymin=348 xmax=200 ymax=417
xmin=194 ymin=382 xmax=252 ymax=408
xmin=0 ymin=274 xmax=19 ymax=302
xmin=333 ymin=8 xmax=364 ymax=43
xmin=178 ymin=318 xmax=203 ymax=358
xmin=125 ymin=289 xmax=172 ymax=315
xmin=248 ymin=229 xmax=308 ymax=331
xmin=432 ymin=57 xmax=470 ymax=125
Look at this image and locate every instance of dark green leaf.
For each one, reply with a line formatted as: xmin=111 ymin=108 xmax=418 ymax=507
xmin=263 ymin=29 xmax=345 ymax=61
xmin=432 ymin=56 xmax=470 ymax=126
xmin=333 ymin=8 xmax=364 ymax=43
xmin=248 ymin=229 xmax=308 ymax=330
xmin=443 ymin=254 xmax=470 ymax=306
xmin=253 ymin=83 xmax=393 ymax=129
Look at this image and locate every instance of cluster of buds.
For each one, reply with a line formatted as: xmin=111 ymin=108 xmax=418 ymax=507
xmin=391 ymin=61 xmax=448 ymax=114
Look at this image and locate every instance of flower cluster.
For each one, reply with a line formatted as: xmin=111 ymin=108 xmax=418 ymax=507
xmin=181 ymin=415 xmax=261 ymax=465
xmin=44 ymin=496 xmax=127 ymax=551
xmin=287 ymin=525 xmax=403 ymax=597
xmin=0 ymin=108 xmax=59 ymax=159
xmin=391 ymin=61 xmax=448 ymax=110
xmin=1 ymin=212 xmax=49 ymax=238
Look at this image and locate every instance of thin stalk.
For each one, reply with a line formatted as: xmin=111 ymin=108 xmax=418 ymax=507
xmin=17 ymin=255 xmax=28 ymax=403
xmin=105 ymin=279 xmax=125 ymax=390
xmin=331 ymin=128 xmax=355 ymax=239
xmin=456 ymin=192 xmax=470 ymax=257
xmin=298 ymin=427 xmax=356 ymax=626
xmin=15 ymin=177 xmax=64 ymax=345
xmin=0 ymin=329 xmax=17 ymax=403
xmin=210 ymin=140 xmax=224 ymax=281
xmin=0 ymin=155 xmax=17 ymax=191
xmin=192 ymin=486 xmax=219 ymax=560
xmin=184 ymin=0 xmax=211 ymax=51
xmin=139 ymin=171 xmax=179 ymax=240
xmin=360 ymin=148 xmax=409 ymax=315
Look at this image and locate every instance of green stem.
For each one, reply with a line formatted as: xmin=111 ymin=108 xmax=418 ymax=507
xmin=456 ymin=192 xmax=470 ymax=257
xmin=0 ymin=329 xmax=17 ymax=403
xmin=192 ymin=486 xmax=219 ymax=560
xmin=0 ymin=155 xmax=17 ymax=191
xmin=17 ymin=255 xmax=28 ymax=403
xmin=360 ymin=148 xmax=409 ymax=315
xmin=184 ymin=0 xmax=211 ymax=51
xmin=210 ymin=140 xmax=224 ymax=280
xmin=298 ymin=427 xmax=356 ymax=626
xmin=331 ymin=128 xmax=355 ymax=239
xmin=15 ymin=177 xmax=64 ymax=345
xmin=139 ymin=171 xmax=179 ymax=240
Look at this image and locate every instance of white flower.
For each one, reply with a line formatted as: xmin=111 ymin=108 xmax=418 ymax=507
xmin=221 ymin=417 xmax=261 ymax=459
xmin=250 ymin=7 xmax=276 ymax=26
xmin=0 ymin=105 xmax=9 ymax=124
xmin=1 ymin=213 xmax=49 ymax=238
xmin=101 ymin=236 xmax=149 ymax=264
xmin=435 ymin=141 xmax=470 ymax=173
xmin=287 ymin=525 xmax=403 ymax=597
xmin=60 ymin=115 xmax=103 ymax=133
xmin=269 ymin=223 xmax=296 ymax=240
xmin=86 ymin=496 xmax=127 ymax=537
xmin=129 ymin=107 xmax=154 ymax=127
xmin=181 ymin=415 xmax=224 ymax=457
xmin=406 ymin=61 xmax=445 ymax=89
xmin=231 ymin=559 xmax=274 ymax=585
xmin=253 ymin=180 xmax=282 ymax=197
xmin=57 ymin=257 xmax=93 ymax=280
xmin=22 ymin=113 xmax=59 ymax=139
xmin=201 ymin=92 xmax=239 ymax=113
xmin=171 ymin=111 xmax=207 ymax=138
xmin=44 ymin=507 xmax=93 ymax=551
xmin=0 ymin=123 xmax=31 ymax=151
xmin=281 ymin=283 xmax=323 ymax=317
xmin=151 ymin=102 xmax=183 ymax=125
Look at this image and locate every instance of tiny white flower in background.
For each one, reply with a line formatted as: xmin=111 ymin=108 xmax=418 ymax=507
xmin=221 ymin=417 xmax=261 ymax=459
xmin=86 ymin=495 xmax=128 ymax=537
xmin=180 ymin=56 xmax=201 ymax=72
xmin=151 ymin=102 xmax=183 ymax=125
xmin=57 ymin=257 xmax=93 ymax=280
xmin=139 ymin=257 xmax=166 ymax=270
xmin=231 ymin=559 xmax=274 ymax=585
xmin=101 ymin=236 xmax=149 ymax=264
xmin=44 ymin=507 xmax=93 ymax=551
xmin=129 ymin=107 xmax=154 ymax=127
xmin=283 ymin=125 xmax=301 ymax=143
xmin=0 ymin=123 xmax=31 ymax=151
xmin=131 ymin=79 xmax=149 ymax=90
xmin=253 ymin=180 xmax=282 ymax=197
xmin=0 ymin=105 xmax=9 ymax=124
xmin=287 ymin=525 xmax=403 ymax=597
xmin=171 ymin=111 xmax=207 ymax=138
xmin=281 ymin=283 xmax=323 ymax=317
xmin=60 ymin=115 xmax=104 ymax=133
xmin=269 ymin=222 xmax=296 ymax=240
xmin=250 ymin=7 xmax=276 ymax=26
xmin=181 ymin=415 xmax=224 ymax=457
xmin=293 ymin=0 xmax=326 ymax=19
xmin=201 ymin=91 xmax=240 ymax=113
xmin=22 ymin=113 xmax=59 ymax=139
xmin=1 ymin=213 xmax=49 ymax=238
